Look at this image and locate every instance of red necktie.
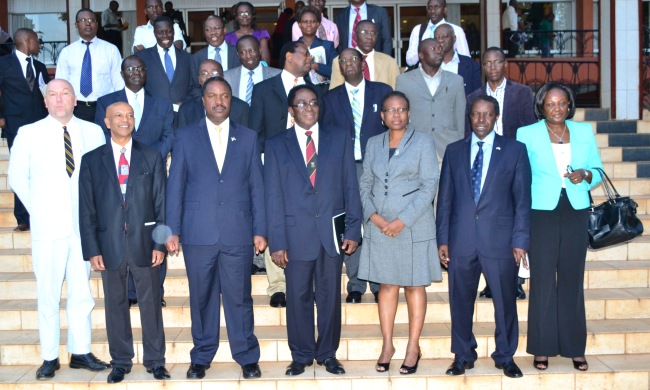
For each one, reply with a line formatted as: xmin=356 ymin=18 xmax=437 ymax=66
xmin=305 ymin=131 xmax=317 ymax=187
xmin=351 ymin=7 xmax=361 ymax=48
xmin=362 ymin=55 xmax=370 ymax=81
xmin=118 ymin=148 xmax=129 ymax=200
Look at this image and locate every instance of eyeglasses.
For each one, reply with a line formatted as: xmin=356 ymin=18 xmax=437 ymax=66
xmin=77 ymin=18 xmax=97 ymax=24
xmin=338 ymin=57 xmax=360 ymax=64
xmin=469 ymin=112 xmax=497 ymax=119
xmin=544 ymin=101 xmax=570 ymax=110
xmin=124 ymin=66 xmax=146 ymax=74
xmin=382 ymin=107 xmax=408 ymax=114
xmin=237 ymin=12 xmax=252 ymax=17
xmin=357 ymin=30 xmax=378 ymax=37
xmin=482 ymin=60 xmax=505 ymax=68
xmin=200 ymin=71 xmax=222 ymax=77
xmin=292 ymin=100 xmax=319 ymax=109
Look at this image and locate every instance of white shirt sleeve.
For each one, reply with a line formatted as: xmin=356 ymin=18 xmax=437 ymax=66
xmin=132 ymin=26 xmax=145 ymax=52
xmin=453 ymin=25 xmax=471 ymax=57
xmin=405 ymin=24 xmax=422 ymax=66
xmin=509 ymin=8 xmax=518 ymax=31
xmin=173 ymin=23 xmax=187 ymax=49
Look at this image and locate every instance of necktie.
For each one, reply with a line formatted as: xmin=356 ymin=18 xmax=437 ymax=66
xmin=351 ymin=89 xmax=362 ymax=159
xmin=317 ymin=24 xmax=327 ymax=41
xmin=362 ymin=55 xmax=370 ymax=81
xmin=305 ymin=130 xmax=317 ymax=187
xmin=429 ymin=24 xmax=436 ymax=39
xmin=214 ymin=46 xmax=222 ymax=64
xmin=351 ymin=7 xmax=361 ymax=48
xmin=164 ymin=48 xmax=175 ymax=82
xmin=471 ymin=141 xmax=484 ymax=205
xmin=118 ymin=147 xmax=129 ymax=200
xmin=80 ymin=41 xmax=93 ymax=97
xmin=25 ymin=57 xmax=35 ymax=91
xmin=132 ymin=92 xmax=142 ymax=131
xmin=63 ymin=126 xmax=75 ymax=177
xmin=245 ymin=70 xmax=254 ymax=106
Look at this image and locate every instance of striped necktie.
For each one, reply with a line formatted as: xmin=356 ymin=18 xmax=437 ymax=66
xmin=63 ymin=126 xmax=75 ymax=177
xmin=214 ymin=47 xmax=222 ymax=64
xmin=351 ymin=88 xmax=362 ymax=159
xmin=245 ymin=70 xmax=254 ymax=105
xmin=80 ymin=41 xmax=93 ymax=97
xmin=351 ymin=7 xmax=361 ymax=48
xmin=471 ymin=141 xmax=484 ymax=204
xmin=118 ymin=147 xmax=129 ymax=200
xmin=305 ymin=130 xmax=317 ymax=187
xmin=25 ymin=57 xmax=35 ymax=91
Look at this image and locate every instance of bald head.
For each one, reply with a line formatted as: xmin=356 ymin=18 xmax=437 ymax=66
xmin=13 ymin=28 xmax=40 ymax=56
xmin=44 ymin=79 xmax=77 ymax=124
xmin=105 ymin=102 xmax=135 ymax=144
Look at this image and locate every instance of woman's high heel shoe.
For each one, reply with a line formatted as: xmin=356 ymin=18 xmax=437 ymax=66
xmin=375 ymin=349 xmax=395 ymax=372
xmin=572 ymin=358 xmax=588 ymax=371
xmin=399 ymin=351 xmax=422 ymax=375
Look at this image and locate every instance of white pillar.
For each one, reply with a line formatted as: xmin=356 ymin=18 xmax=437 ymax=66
xmin=485 ymin=0 xmax=502 ymax=49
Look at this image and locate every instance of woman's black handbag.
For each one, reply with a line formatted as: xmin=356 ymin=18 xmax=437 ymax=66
xmin=588 ymin=167 xmax=644 ymax=249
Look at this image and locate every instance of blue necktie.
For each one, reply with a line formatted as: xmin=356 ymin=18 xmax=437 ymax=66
xmin=214 ymin=47 xmax=222 ymax=64
xmin=471 ymin=141 xmax=484 ymax=205
xmin=164 ymin=48 xmax=174 ymax=82
xmin=80 ymin=41 xmax=93 ymax=97
xmin=245 ymin=70 xmax=254 ymax=106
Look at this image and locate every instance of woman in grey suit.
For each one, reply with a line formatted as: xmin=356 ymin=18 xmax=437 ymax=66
xmin=358 ymin=91 xmax=442 ymax=375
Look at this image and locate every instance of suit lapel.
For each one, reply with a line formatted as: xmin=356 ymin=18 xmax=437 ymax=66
xmin=127 ymin=142 xmax=144 ymax=191
xmin=360 ymin=83 xmax=374 ymax=128
xmin=315 ymin=128 xmax=331 ymax=188
xmin=462 ymin=137 xmax=472 ymax=195
xmin=139 ymin=93 xmax=154 ymax=131
xmin=10 ymin=53 xmax=33 ymax=91
xmin=150 ymin=48 xmax=169 ymax=85
xmin=170 ymin=48 xmax=184 ymax=84
xmin=285 ymin=128 xmax=311 ymax=186
xmin=197 ymin=118 xmax=221 ymax=176
xmin=220 ymin=122 xmax=239 ymax=176
xmin=101 ymin=143 xmax=124 ymax=200
xmin=338 ymin=87 xmax=354 ymax=130
xmin=480 ymin=134 xmax=503 ymax=196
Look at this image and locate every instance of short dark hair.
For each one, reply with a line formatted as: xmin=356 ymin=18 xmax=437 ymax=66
xmin=153 ymin=15 xmax=173 ymax=28
xmin=297 ymin=5 xmax=322 ymax=23
xmin=204 ymin=14 xmax=225 ymax=27
xmin=287 ymin=84 xmax=320 ymax=108
xmin=279 ymin=41 xmax=305 ymax=69
xmin=236 ymin=34 xmax=260 ymax=50
xmin=232 ymin=2 xmax=257 ymax=30
xmin=202 ymin=76 xmax=233 ymax=96
xmin=75 ymin=8 xmax=95 ymax=21
xmin=381 ymin=91 xmax=410 ymax=111
xmin=470 ymin=95 xmax=500 ymax=117
xmin=428 ymin=0 xmax=447 ymax=7
xmin=355 ymin=19 xmax=376 ymax=34
xmin=121 ymin=55 xmax=144 ymax=71
xmin=534 ymin=81 xmax=576 ymax=120
xmin=482 ymin=46 xmax=506 ymax=61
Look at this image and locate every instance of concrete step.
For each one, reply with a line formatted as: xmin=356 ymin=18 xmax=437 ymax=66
xmin=1 ymin=286 xmax=649 ymax=331
xmin=0 ymin=319 xmax=649 ymax=366
xmin=574 ymin=107 xmax=610 ymax=122
xmin=1 ymin=355 xmax=649 ymax=389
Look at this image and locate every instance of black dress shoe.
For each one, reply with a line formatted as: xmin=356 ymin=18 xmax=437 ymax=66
xmin=479 ymin=285 xmax=492 ymax=299
xmin=36 ymin=358 xmax=60 ymax=380
xmin=14 ymin=224 xmax=30 ymax=232
xmin=496 ymin=360 xmax=523 ymax=378
xmin=107 ymin=367 xmax=131 ymax=383
xmin=270 ymin=292 xmax=286 ymax=308
xmin=445 ymin=359 xmax=474 ymax=375
xmin=128 ymin=299 xmax=138 ymax=307
xmin=161 ymin=298 xmax=167 ymax=307
xmin=516 ymin=284 xmax=526 ymax=300
xmin=186 ymin=363 xmax=210 ymax=379
xmin=69 ymin=353 xmax=110 ymax=371
xmin=286 ymin=360 xmax=312 ymax=376
xmin=147 ymin=366 xmax=170 ymax=380
xmin=373 ymin=291 xmax=379 ymax=303
xmin=242 ymin=363 xmax=261 ymax=379
xmin=346 ymin=291 xmax=362 ymax=303
xmin=317 ymin=357 xmax=345 ymax=374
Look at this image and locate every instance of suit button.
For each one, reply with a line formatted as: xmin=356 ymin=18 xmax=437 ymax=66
xmin=315 ymin=214 xmax=320 ymax=218
xmin=219 ymin=179 xmax=224 ymax=183
xmin=384 ymin=179 xmax=388 ymax=183
xmin=384 ymin=185 xmax=388 ymax=189
xmin=219 ymin=202 xmax=224 ymax=205
xmin=475 ymin=215 xmax=479 ymax=219
xmin=432 ymin=114 xmax=435 ymax=117
xmin=314 ymin=191 xmax=318 ymax=195
xmin=385 ymin=172 xmax=388 ymax=176
xmin=384 ymin=192 xmax=388 ymax=195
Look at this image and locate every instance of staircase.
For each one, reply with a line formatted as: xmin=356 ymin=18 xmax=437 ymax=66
xmin=0 ymin=109 xmax=649 ymax=389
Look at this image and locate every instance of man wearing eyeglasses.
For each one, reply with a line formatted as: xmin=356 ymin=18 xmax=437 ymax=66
xmin=334 ymin=0 xmax=392 ymax=54
xmin=396 ymin=39 xmax=465 ymax=159
xmin=179 ymin=59 xmax=250 ymax=128
xmin=265 ymin=84 xmax=361 ymax=376
xmin=56 ymin=8 xmax=124 ymax=122
xmin=133 ymin=0 xmax=186 ymax=52
xmin=224 ymin=35 xmax=281 ymax=103
xmin=465 ymin=46 xmax=536 ymax=300
xmin=321 ymin=48 xmax=391 ymax=304
xmin=329 ymin=20 xmax=400 ymax=90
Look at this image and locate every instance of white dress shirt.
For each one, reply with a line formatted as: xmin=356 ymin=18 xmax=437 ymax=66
xmin=486 ymin=78 xmax=507 ymax=136
xmin=502 ymin=5 xmax=519 ymax=31
xmin=206 ymin=117 xmax=230 ymax=172
xmin=419 ymin=65 xmax=442 ymax=97
xmin=156 ymin=44 xmax=177 ymax=71
xmin=470 ymin=130 xmax=495 ymax=193
xmin=111 ymin=138 xmax=132 ymax=172
xmin=208 ymin=42 xmax=230 ymax=71
xmin=292 ymin=16 xmax=340 ymax=48
xmin=296 ymin=122 xmax=319 ymax=163
xmin=238 ymin=63 xmax=264 ymax=99
xmin=344 ymin=79 xmax=366 ymax=160
xmin=124 ymin=88 xmax=145 ymax=129
xmin=347 ymin=2 xmax=368 ymax=48
xmin=440 ymin=51 xmax=460 ymax=74
xmin=14 ymin=49 xmax=36 ymax=80
xmin=281 ymin=70 xmax=306 ymax=129
xmin=55 ymin=37 xmax=125 ymax=101
xmin=132 ymin=20 xmax=186 ymax=52
xmin=552 ymin=143 xmax=571 ymax=188
xmin=405 ymin=19 xmax=470 ymax=66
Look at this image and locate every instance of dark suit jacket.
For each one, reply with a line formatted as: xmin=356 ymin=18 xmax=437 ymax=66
xmin=248 ymin=73 xmax=322 ymax=151
xmin=457 ymin=55 xmax=482 ymax=96
xmin=177 ymin=94 xmax=250 ymax=128
xmin=136 ymin=46 xmax=193 ymax=105
xmin=0 ymin=52 xmax=50 ymax=138
xmin=264 ymin=124 xmax=362 ymax=260
xmin=167 ymin=118 xmax=265 ymax=246
xmin=321 ymin=80 xmax=392 ymax=158
xmin=334 ymin=4 xmax=392 ymax=55
xmin=94 ymin=89 xmax=175 ymax=157
xmin=436 ymin=134 xmax=531 ymax=260
xmin=79 ymin=141 xmax=167 ymax=270
xmin=465 ymin=79 xmax=536 ymax=139
xmin=190 ymin=43 xmax=241 ymax=94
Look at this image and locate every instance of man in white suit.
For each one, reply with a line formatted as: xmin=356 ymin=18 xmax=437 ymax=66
xmin=8 ymin=79 xmax=109 ymax=380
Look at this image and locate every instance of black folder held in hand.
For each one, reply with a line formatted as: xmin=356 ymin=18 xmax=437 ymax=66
xmin=332 ymin=212 xmax=346 ymax=255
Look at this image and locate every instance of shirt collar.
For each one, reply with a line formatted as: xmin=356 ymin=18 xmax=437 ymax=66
xmin=471 ymin=128 xmax=496 ymax=147
xmin=78 ymin=36 xmax=98 ymax=44
xmin=350 ymin=2 xmax=367 ymax=12
xmin=296 ymin=122 xmax=319 ymax=134
xmin=344 ymin=78 xmax=365 ymax=94
xmin=428 ymin=18 xmax=447 ymax=29
xmin=207 ymin=116 xmax=230 ymax=131
xmin=111 ymin=137 xmax=133 ymax=153
xmin=487 ymin=77 xmax=507 ymax=93
xmin=125 ymin=87 xmax=144 ymax=99
xmin=448 ymin=51 xmax=460 ymax=64
xmin=419 ymin=64 xmax=441 ymax=80
xmin=14 ymin=48 xmax=29 ymax=63
xmin=281 ymin=70 xmax=304 ymax=85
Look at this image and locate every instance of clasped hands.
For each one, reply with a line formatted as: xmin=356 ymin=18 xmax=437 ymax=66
xmin=370 ymin=213 xmax=404 ymax=238
xmin=437 ymin=245 xmax=528 ymax=269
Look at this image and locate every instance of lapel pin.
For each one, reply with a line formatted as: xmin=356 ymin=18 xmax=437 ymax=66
xmin=231 ymin=137 xmax=236 ymax=142
xmin=496 ymin=146 xmax=501 ymax=150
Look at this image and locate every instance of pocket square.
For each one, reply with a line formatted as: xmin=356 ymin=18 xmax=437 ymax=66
xmin=373 ymin=104 xmax=377 ymax=112
xmin=144 ymin=222 xmax=156 ymax=226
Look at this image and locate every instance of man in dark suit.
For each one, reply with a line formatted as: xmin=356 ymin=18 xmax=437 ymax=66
xmin=166 ymin=77 xmax=266 ymax=380
xmin=135 ymin=16 xmax=192 ymax=119
xmin=321 ymin=47 xmax=391 ymax=304
xmin=94 ymin=54 xmax=174 ymax=306
xmin=0 ymin=28 xmax=49 ymax=232
xmin=178 ymin=59 xmax=249 ymax=128
xmin=334 ymin=0 xmax=392 ymax=55
xmin=434 ymin=24 xmax=481 ymax=96
xmin=191 ymin=15 xmax=240 ymax=94
xmin=79 ymin=102 xmax=169 ymax=384
xmin=436 ymin=96 xmax=531 ymax=379
xmin=265 ymin=84 xmax=362 ymax=376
